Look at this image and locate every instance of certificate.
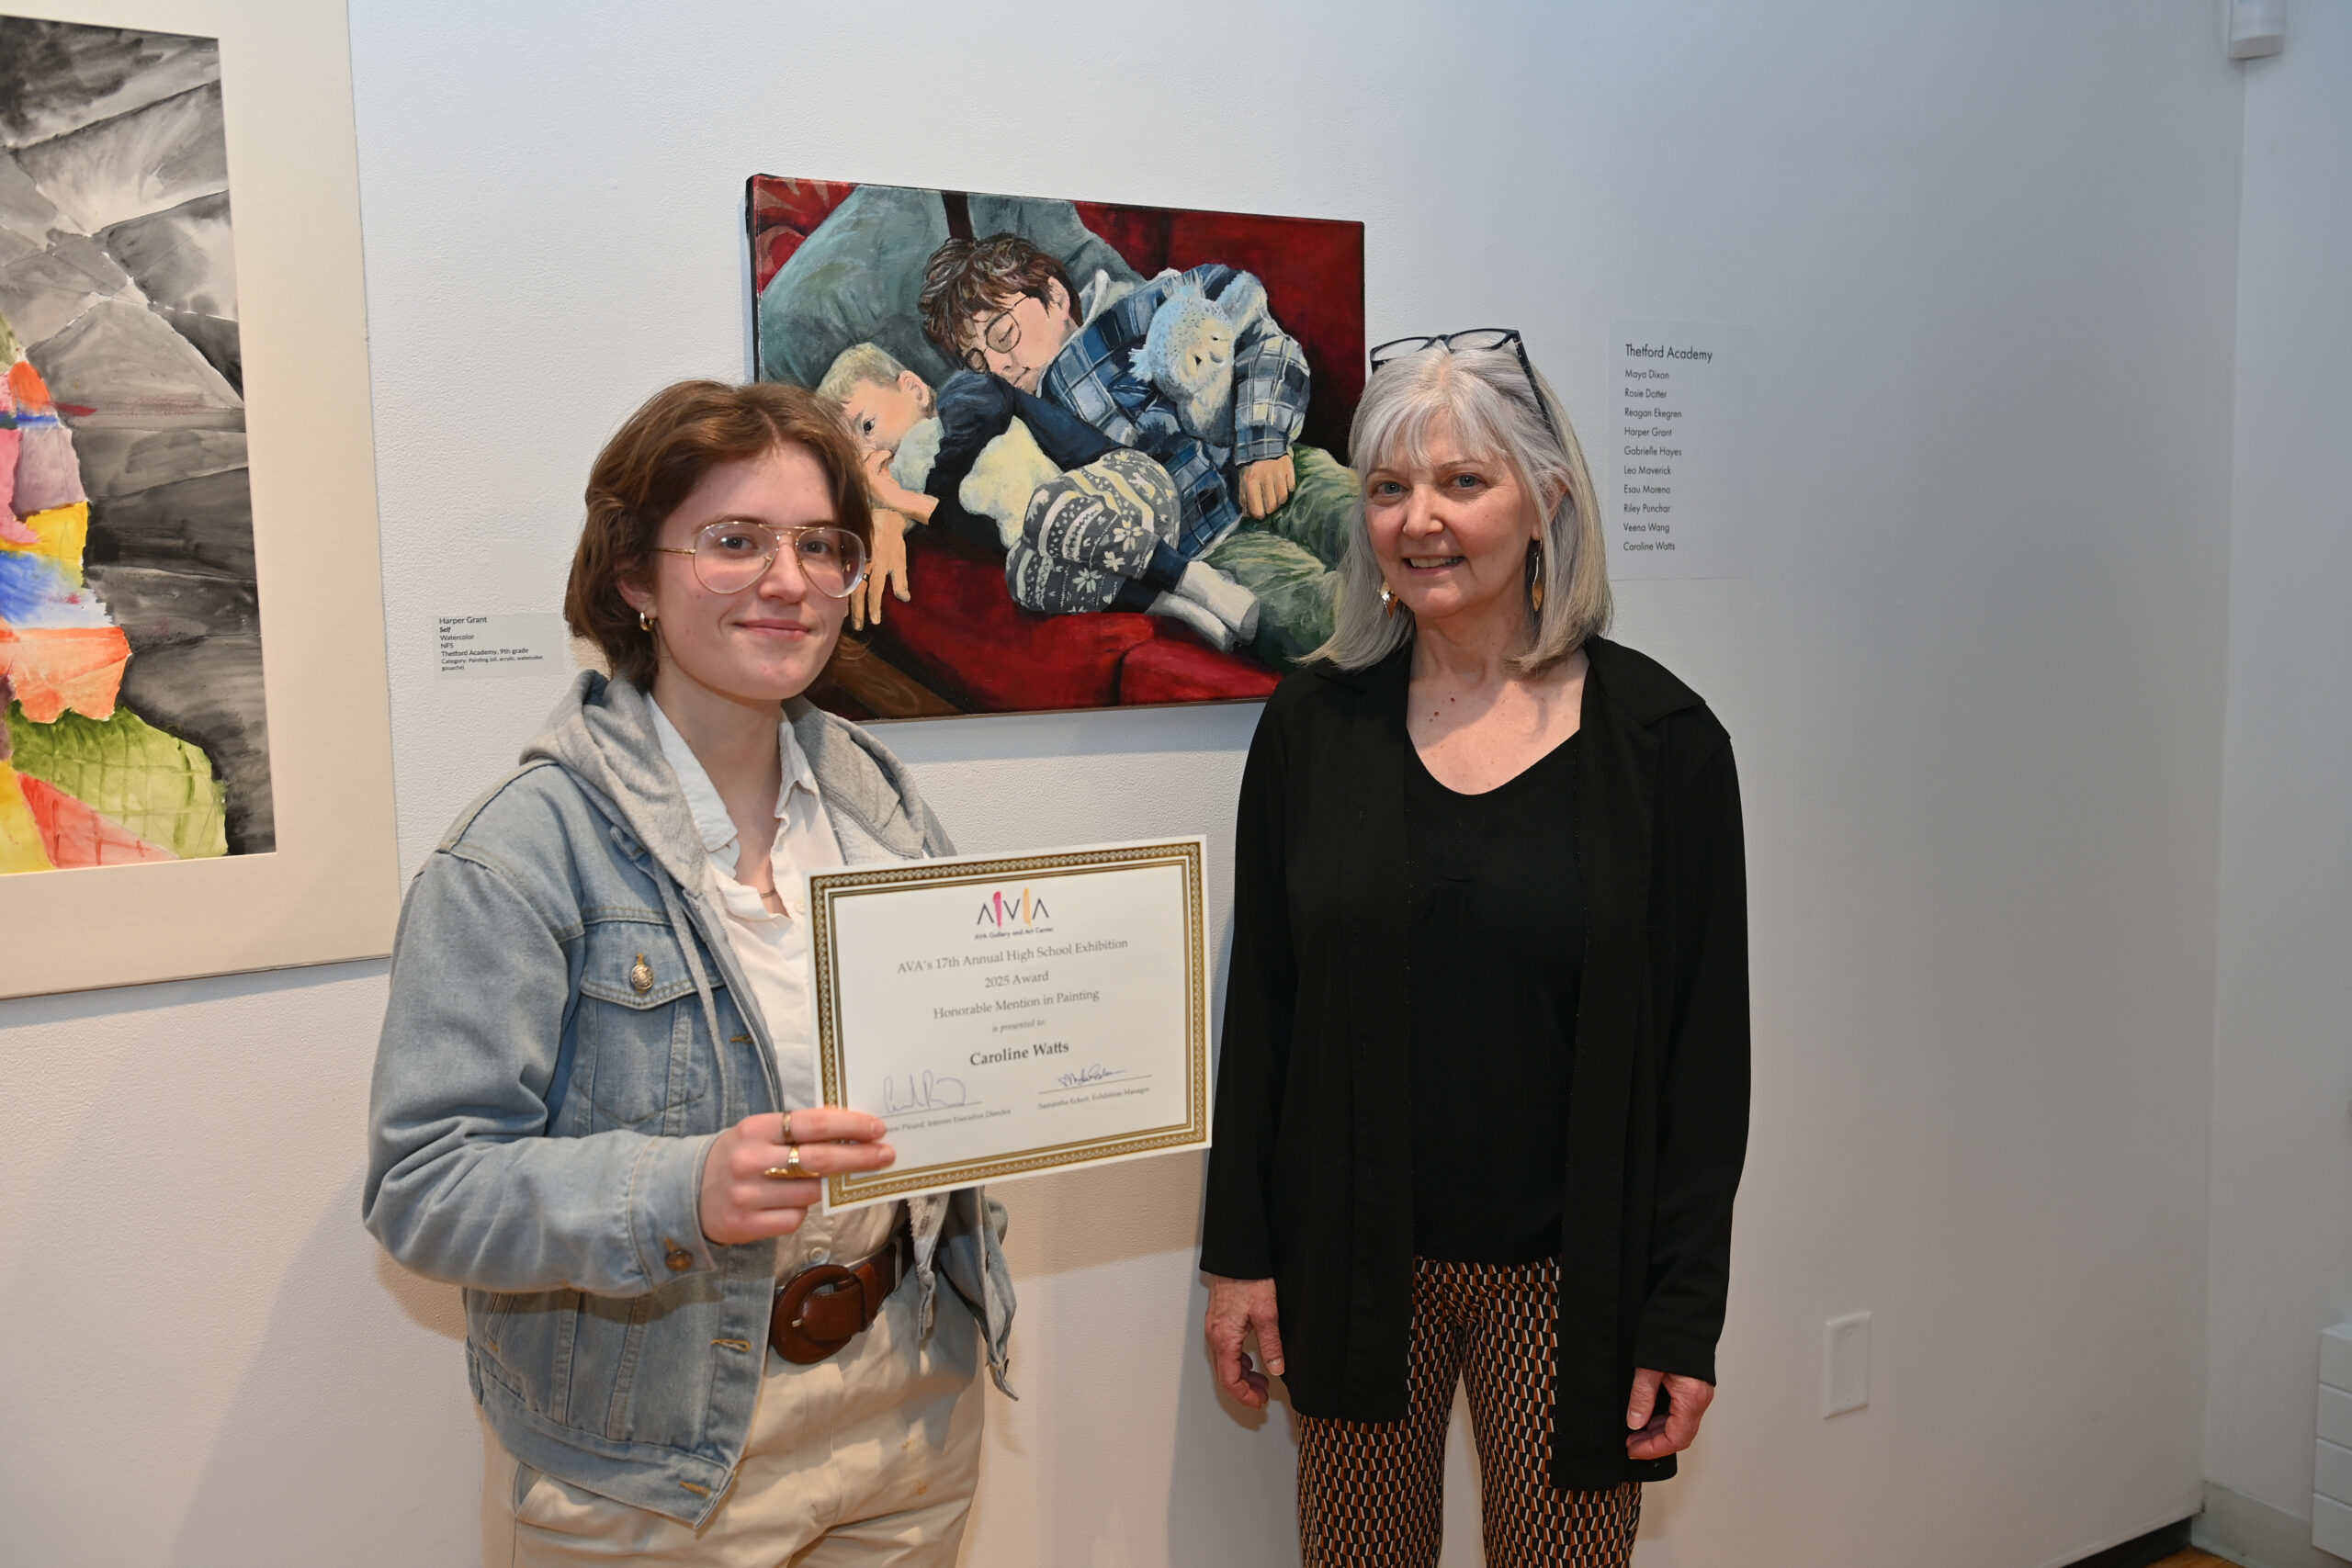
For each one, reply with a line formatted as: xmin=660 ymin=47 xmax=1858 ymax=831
xmin=807 ymin=838 xmax=1211 ymax=1209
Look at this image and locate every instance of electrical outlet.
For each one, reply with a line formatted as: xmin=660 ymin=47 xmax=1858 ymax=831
xmin=1825 ymin=1312 xmax=1871 ymax=1417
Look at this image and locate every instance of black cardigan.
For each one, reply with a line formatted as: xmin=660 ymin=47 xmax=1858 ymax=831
xmin=1199 ymin=637 xmax=1750 ymax=1490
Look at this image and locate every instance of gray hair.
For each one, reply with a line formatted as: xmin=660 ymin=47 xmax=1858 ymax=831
xmin=1309 ymin=342 xmax=1611 ymax=672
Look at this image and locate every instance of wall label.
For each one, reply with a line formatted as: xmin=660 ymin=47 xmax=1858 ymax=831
xmin=1606 ymin=318 xmax=1755 ymax=580
xmin=435 ymin=614 xmax=570 ymax=679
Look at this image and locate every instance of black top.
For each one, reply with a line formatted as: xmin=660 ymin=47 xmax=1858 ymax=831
xmin=1404 ymin=733 xmax=1582 ymax=1263
xmin=1200 ymin=638 xmax=1749 ymax=1492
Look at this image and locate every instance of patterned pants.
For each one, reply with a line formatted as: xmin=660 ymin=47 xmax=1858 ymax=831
xmin=1296 ymin=1258 xmax=1641 ymax=1568
xmin=1003 ymin=449 xmax=1181 ymax=614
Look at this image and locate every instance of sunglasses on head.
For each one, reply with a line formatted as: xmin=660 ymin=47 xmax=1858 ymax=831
xmin=1367 ymin=328 xmax=1563 ymax=448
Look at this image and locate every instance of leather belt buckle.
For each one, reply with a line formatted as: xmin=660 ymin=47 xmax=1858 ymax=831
xmin=768 ymin=1232 xmax=906 ymax=1365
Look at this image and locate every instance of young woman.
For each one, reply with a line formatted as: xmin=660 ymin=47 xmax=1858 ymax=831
xmin=366 ymin=380 xmax=1012 ymax=1567
xmin=1200 ymin=333 xmax=1749 ymax=1567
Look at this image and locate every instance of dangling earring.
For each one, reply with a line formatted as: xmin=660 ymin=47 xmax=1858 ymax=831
xmin=1378 ymin=581 xmax=1398 ymax=617
xmin=639 ymin=609 xmax=654 ymax=632
xmin=1527 ymin=537 xmax=1546 ymax=615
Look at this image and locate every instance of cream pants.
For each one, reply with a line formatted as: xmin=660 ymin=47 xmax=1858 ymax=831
xmin=481 ymin=1272 xmax=983 ymax=1567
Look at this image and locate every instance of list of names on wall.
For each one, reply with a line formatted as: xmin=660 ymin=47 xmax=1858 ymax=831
xmin=435 ymin=613 xmax=571 ymax=679
xmin=1606 ymin=319 xmax=1755 ymax=580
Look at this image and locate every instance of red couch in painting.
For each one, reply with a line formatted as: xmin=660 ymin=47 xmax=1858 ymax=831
xmin=842 ymin=528 xmax=1286 ymax=716
xmin=752 ymin=180 xmax=1363 ymax=719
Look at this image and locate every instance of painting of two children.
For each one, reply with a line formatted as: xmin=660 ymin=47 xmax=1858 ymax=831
xmin=751 ymin=180 xmax=1365 ymax=716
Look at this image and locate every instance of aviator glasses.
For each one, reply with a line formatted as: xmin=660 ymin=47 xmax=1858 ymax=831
xmin=652 ymin=520 xmax=868 ymax=599
xmin=961 ymin=301 xmax=1030 ymax=374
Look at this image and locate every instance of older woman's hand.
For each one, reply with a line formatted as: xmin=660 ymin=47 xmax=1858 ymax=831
xmin=1205 ymin=1273 xmax=1285 ymax=1408
xmin=698 ymin=1110 xmax=894 ymax=1246
xmin=1625 ymin=1368 xmax=1714 ymax=1461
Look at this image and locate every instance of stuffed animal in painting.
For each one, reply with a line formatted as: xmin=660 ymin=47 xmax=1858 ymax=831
xmin=1133 ymin=275 xmax=1269 ymax=447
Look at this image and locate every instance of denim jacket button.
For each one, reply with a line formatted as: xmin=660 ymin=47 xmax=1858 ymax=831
xmin=664 ymin=1245 xmax=694 ymax=1273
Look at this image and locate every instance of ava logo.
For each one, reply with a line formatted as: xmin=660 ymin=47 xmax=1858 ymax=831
xmin=977 ymin=887 xmax=1051 ymax=928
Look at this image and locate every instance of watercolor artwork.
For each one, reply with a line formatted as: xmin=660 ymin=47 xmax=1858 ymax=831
xmin=749 ymin=179 xmax=1364 ymax=719
xmin=0 ymin=15 xmax=267 ymax=875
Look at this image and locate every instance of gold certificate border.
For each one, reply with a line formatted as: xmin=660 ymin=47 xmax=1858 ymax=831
xmin=808 ymin=840 xmax=1211 ymax=1205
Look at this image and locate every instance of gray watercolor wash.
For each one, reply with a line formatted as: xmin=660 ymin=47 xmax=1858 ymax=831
xmin=69 ymin=426 xmax=244 ymax=498
xmin=101 ymin=191 xmax=238 ymax=389
xmin=0 ymin=15 xmax=271 ymax=852
xmin=36 ymin=296 xmax=240 ymax=423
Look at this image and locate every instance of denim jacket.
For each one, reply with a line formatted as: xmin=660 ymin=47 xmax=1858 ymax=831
xmin=363 ymin=671 xmax=1015 ymax=1526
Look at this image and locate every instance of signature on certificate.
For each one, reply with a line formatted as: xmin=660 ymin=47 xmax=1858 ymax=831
xmin=1053 ymin=1063 xmax=1127 ymax=1089
xmin=882 ymin=1070 xmax=971 ymax=1113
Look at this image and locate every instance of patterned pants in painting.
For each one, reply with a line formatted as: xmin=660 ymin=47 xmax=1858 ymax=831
xmin=1003 ymin=450 xmax=1182 ymax=615
xmin=1296 ymin=1258 xmax=1642 ymax=1568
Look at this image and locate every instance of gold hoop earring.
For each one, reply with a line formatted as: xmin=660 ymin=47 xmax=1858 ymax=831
xmin=1527 ymin=537 xmax=1546 ymax=615
xmin=1378 ymin=582 xmax=1398 ymax=617
xmin=639 ymin=609 xmax=654 ymax=632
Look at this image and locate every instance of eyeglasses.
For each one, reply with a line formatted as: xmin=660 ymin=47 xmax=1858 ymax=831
xmin=651 ymin=520 xmax=868 ymax=599
xmin=1367 ymin=328 xmax=1564 ymax=448
xmin=960 ymin=301 xmax=1028 ymax=374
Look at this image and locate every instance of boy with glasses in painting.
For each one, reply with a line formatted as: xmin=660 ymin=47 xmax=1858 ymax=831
xmin=916 ymin=235 xmax=1355 ymax=667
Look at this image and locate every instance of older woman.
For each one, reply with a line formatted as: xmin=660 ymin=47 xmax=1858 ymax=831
xmin=1201 ymin=333 xmax=1748 ymax=1567
xmin=365 ymin=380 xmax=1012 ymax=1567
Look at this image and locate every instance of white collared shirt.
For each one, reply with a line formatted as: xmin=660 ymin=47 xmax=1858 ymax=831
xmin=650 ymin=704 xmax=900 ymax=1278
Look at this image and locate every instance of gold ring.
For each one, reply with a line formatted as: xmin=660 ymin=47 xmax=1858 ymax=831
xmin=762 ymin=1145 xmax=813 ymax=1182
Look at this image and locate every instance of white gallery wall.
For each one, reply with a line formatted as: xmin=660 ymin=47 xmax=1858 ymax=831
xmin=2204 ymin=0 xmax=2352 ymax=1552
xmin=0 ymin=4 xmax=2290 ymax=1565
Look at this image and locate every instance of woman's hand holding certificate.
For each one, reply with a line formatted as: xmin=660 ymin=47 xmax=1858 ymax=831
xmin=698 ymin=1109 xmax=893 ymax=1244
xmin=807 ymin=839 xmax=1212 ymax=1209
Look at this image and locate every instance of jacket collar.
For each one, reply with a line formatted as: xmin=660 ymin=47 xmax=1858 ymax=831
xmin=520 ymin=672 xmax=711 ymax=894
xmin=518 ymin=672 xmax=932 ymax=894
xmin=783 ymin=695 xmax=932 ymax=859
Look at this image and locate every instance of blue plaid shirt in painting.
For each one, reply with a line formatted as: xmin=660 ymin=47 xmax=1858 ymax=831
xmin=1039 ymin=264 xmax=1311 ymax=560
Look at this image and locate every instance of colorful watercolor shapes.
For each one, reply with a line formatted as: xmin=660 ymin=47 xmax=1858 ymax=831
xmin=0 ymin=16 xmax=267 ymax=875
xmin=0 ymin=346 xmax=218 ymax=873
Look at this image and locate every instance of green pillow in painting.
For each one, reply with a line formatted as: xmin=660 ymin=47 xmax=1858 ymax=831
xmin=756 ymin=185 xmax=1141 ymax=392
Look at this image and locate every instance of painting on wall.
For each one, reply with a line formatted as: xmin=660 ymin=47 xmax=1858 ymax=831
xmin=0 ymin=0 xmax=397 ymax=999
xmin=749 ymin=178 xmax=1364 ymax=719
xmin=0 ymin=15 xmax=266 ymax=875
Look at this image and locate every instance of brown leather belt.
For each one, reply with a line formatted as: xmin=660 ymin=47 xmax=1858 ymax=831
xmin=769 ymin=1230 xmax=907 ymax=1365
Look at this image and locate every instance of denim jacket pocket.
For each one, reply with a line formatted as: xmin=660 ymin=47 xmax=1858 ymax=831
xmin=469 ymin=1285 xmax=583 ymax=1419
xmin=571 ymin=918 xmax=718 ymax=1135
xmin=474 ymin=1287 xmax=527 ymax=1356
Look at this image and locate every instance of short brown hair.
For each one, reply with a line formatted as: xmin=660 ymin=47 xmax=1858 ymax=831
xmin=918 ymin=234 xmax=1078 ymax=361
xmin=565 ymin=379 xmax=872 ymax=688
